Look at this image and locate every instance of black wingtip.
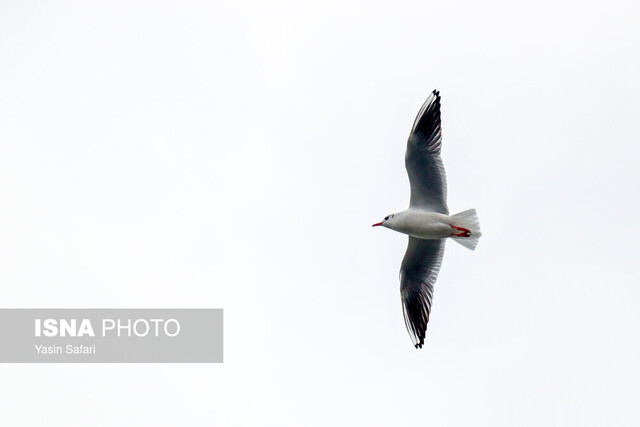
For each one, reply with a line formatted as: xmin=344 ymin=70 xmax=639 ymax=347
xmin=409 ymin=89 xmax=442 ymax=144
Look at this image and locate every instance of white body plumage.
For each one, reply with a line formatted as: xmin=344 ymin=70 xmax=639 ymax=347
xmin=377 ymin=208 xmax=481 ymax=250
xmin=382 ymin=210 xmax=453 ymax=239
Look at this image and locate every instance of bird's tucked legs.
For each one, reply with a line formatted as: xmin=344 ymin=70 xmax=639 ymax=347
xmin=451 ymin=225 xmax=471 ymax=237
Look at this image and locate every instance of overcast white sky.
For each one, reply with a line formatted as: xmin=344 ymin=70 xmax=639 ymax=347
xmin=1 ymin=0 xmax=639 ymax=425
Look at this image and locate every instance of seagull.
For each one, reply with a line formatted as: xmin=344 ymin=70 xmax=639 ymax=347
xmin=372 ymin=90 xmax=481 ymax=348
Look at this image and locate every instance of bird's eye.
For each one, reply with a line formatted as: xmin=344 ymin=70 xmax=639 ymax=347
xmin=384 ymin=216 xmax=389 ymax=221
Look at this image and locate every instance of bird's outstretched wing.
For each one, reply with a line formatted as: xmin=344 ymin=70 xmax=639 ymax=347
xmin=400 ymin=237 xmax=445 ymax=348
xmin=405 ymin=90 xmax=448 ymax=214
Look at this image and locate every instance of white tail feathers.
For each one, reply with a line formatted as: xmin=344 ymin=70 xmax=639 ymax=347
xmin=450 ymin=209 xmax=482 ymax=250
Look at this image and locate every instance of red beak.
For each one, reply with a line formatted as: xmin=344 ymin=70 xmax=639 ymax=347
xmin=372 ymin=222 xmax=383 ymax=227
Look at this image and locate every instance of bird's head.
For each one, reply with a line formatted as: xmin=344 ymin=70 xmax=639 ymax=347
xmin=372 ymin=213 xmax=396 ymax=228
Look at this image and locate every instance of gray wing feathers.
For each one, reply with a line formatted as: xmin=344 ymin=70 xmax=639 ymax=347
xmin=405 ymin=90 xmax=448 ymax=214
xmin=400 ymin=237 xmax=445 ymax=348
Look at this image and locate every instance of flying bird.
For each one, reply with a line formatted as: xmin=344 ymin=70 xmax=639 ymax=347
xmin=373 ymin=90 xmax=481 ymax=348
